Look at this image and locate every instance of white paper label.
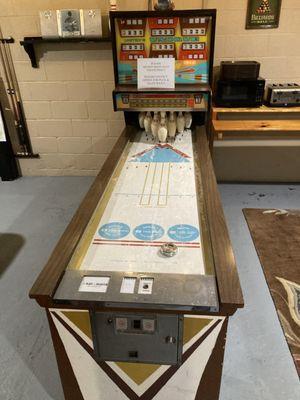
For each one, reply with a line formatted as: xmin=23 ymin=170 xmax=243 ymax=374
xmin=138 ymin=277 xmax=154 ymax=295
xmin=79 ymin=276 xmax=110 ymax=293
xmin=120 ymin=277 xmax=136 ymax=294
xmin=138 ymin=58 xmax=175 ymax=89
xmin=0 ymin=109 xmax=6 ymax=142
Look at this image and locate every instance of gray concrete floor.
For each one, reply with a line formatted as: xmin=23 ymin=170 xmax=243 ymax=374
xmin=0 ymin=177 xmax=299 ymax=400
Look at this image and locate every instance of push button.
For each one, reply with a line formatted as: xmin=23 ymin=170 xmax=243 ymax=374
xmin=129 ymin=351 xmax=138 ymax=358
xmin=165 ymin=336 xmax=176 ymax=344
xmin=116 ymin=317 xmax=128 ymax=331
xmin=142 ymin=319 xmax=155 ymax=332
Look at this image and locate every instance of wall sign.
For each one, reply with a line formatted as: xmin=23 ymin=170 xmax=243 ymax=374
xmin=246 ymin=0 xmax=282 ymax=29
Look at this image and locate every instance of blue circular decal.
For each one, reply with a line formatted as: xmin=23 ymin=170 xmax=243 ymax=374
xmin=98 ymin=222 xmax=130 ymax=240
xmin=168 ymin=224 xmax=199 ymax=242
xmin=133 ymin=224 xmax=164 ymax=241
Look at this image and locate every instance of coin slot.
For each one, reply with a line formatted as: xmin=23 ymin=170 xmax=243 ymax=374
xmin=138 ymin=277 xmax=154 ymax=294
xmin=129 ymin=351 xmax=138 ymax=358
xmin=133 ymin=319 xmax=141 ymax=330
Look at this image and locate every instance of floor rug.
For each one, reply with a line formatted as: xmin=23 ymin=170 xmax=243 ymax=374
xmin=243 ymin=208 xmax=300 ymax=376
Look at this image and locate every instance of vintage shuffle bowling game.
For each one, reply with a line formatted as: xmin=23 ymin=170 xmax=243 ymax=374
xmin=30 ymin=9 xmax=243 ymax=400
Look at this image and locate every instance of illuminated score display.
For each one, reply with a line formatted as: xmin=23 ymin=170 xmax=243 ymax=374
xmin=114 ymin=13 xmax=213 ymax=85
xmin=115 ymin=92 xmax=208 ymax=111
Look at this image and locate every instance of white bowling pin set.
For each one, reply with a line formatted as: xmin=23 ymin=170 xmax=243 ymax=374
xmin=138 ymin=111 xmax=193 ymax=142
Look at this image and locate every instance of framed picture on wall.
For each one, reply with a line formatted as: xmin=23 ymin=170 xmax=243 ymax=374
xmin=246 ymin=0 xmax=282 ymax=29
xmin=57 ymin=9 xmax=81 ymax=37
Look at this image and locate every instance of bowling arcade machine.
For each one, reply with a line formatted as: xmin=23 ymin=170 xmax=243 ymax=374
xmin=30 ymin=9 xmax=243 ymax=400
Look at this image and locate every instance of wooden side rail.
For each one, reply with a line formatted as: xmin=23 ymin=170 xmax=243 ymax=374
xmin=196 ymin=127 xmax=244 ymax=314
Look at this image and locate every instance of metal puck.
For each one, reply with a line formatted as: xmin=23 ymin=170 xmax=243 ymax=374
xmin=160 ymin=242 xmax=178 ymax=257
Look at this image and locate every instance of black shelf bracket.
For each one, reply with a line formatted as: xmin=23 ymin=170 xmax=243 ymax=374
xmin=20 ymin=36 xmax=111 ymax=68
xmin=0 ymin=37 xmax=15 ymax=44
xmin=21 ymin=39 xmax=37 ymax=67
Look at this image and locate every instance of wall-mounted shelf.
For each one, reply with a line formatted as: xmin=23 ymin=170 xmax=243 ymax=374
xmin=20 ymin=36 xmax=111 ymax=68
xmin=211 ymin=105 xmax=300 ymax=144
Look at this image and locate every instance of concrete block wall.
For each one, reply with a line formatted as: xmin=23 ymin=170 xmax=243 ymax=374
xmin=0 ymin=0 xmax=299 ymax=176
xmin=211 ymin=0 xmax=300 ymax=81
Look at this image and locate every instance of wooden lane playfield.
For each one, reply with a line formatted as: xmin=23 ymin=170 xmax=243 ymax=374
xmin=69 ymin=130 xmax=206 ymax=276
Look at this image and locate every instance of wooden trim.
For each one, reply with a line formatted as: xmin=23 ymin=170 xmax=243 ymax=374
xmin=212 ymin=120 xmax=300 ymax=132
xmin=211 ymin=106 xmax=300 ymax=147
xmin=214 ymin=131 xmax=300 ymax=141
xmin=196 ymin=126 xmax=244 ymax=313
xmin=211 ymin=109 xmax=218 ymax=120
xmin=213 ymin=105 xmax=300 ymax=113
xmin=29 ymin=126 xmax=134 ymax=307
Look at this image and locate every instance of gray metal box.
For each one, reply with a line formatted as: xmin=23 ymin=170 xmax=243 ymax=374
xmin=39 ymin=10 xmax=59 ymax=38
xmin=80 ymin=9 xmax=102 ymax=38
xmin=91 ymin=312 xmax=183 ymax=365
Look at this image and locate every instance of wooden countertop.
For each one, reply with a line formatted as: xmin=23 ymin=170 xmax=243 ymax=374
xmin=213 ymin=105 xmax=300 ymax=113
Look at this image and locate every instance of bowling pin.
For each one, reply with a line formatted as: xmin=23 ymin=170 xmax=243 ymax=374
xmin=165 ymin=112 xmax=169 ymax=127
xmin=168 ymin=111 xmax=177 ymax=139
xmin=153 ymin=111 xmax=159 ymax=121
xmin=144 ymin=112 xmax=152 ymax=134
xmin=161 ymin=110 xmax=169 ymax=129
xmin=158 ymin=115 xmax=168 ymax=142
xmin=160 ymin=111 xmax=167 ymax=125
xmin=138 ymin=112 xmax=146 ymax=129
xmin=177 ymin=111 xmax=185 ymax=134
xmin=151 ymin=112 xmax=160 ymax=139
xmin=184 ymin=112 xmax=192 ymax=129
